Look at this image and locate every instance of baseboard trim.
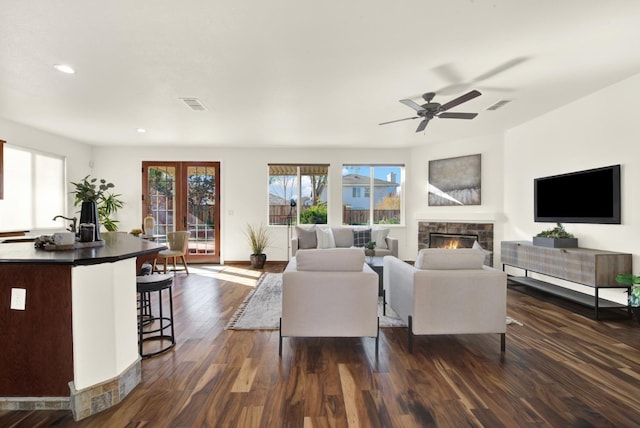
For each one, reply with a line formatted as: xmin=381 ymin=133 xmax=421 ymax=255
xmin=0 ymin=396 xmax=69 ymax=411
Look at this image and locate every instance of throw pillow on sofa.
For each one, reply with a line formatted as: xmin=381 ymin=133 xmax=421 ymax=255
xmin=295 ymin=225 xmax=317 ymax=249
xmin=316 ymin=227 xmax=336 ymax=249
xmin=370 ymin=228 xmax=389 ymax=250
xmin=352 ymin=228 xmax=371 ymax=247
xmin=472 ymin=240 xmax=492 ymax=265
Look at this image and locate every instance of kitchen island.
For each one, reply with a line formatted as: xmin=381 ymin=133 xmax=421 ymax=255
xmin=0 ymin=232 xmax=166 ymax=420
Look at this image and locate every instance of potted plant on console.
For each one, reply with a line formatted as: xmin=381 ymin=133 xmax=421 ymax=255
xmin=615 ymin=274 xmax=640 ymax=322
xmin=533 ymin=223 xmax=578 ymax=248
xmin=246 ymin=223 xmax=272 ymax=269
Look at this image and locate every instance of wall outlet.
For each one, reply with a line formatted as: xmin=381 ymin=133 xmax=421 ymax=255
xmin=10 ymin=288 xmax=26 ymax=310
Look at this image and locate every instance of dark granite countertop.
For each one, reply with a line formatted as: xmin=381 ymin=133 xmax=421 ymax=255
xmin=0 ymin=232 xmax=166 ymax=265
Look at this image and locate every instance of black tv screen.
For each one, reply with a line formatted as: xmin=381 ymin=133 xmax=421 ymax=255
xmin=534 ymin=165 xmax=621 ymax=224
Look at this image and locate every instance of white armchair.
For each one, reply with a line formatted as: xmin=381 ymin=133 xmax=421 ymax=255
xmin=280 ymin=248 xmax=379 ymax=356
xmin=383 ymin=249 xmax=507 ymax=353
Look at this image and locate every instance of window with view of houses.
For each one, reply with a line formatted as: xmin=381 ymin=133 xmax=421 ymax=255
xmin=342 ymin=164 xmax=403 ymax=226
xmin=268 ymin=164 xmax=329 ymax=225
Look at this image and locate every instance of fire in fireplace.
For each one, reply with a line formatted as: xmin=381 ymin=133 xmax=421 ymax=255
xmin=429 ymin=233 xmax=479 ymax=249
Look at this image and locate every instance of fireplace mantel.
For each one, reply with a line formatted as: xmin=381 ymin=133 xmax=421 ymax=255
xmin=415 ymin=212 xmax=505 ymax=223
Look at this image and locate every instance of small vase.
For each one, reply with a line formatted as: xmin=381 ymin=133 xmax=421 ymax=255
xmin=143 ymin=215 xmax=155 ymax=235
xmin=79 ymin=201 xmax=101 ymax=242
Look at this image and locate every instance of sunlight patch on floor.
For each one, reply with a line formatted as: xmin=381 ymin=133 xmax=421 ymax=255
xmin=188 ymin=265 xmax=263 ymax=286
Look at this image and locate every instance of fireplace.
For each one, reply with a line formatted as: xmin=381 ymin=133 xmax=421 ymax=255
xmin=418 ymin=221 xmax=494 ymax=266
xmin=429 ymin=233 xmax=478 ymax=249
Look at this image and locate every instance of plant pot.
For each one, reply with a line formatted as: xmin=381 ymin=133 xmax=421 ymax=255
xmin=532 ymin=237 xmax=578 ymax=248
xmin=632 ymin=307 xmax=640 ymax=324
xmin=79 ymin=201 xmax=101 ymax=242
xmin=250 ymin=253 xmax=267 ymax=269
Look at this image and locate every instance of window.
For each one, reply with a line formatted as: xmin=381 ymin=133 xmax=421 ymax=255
xmin=342 ymin=164 xmax=403 ymax=225
xmin=0 ymin=145 xmax=65 ymax=231
xmin=269 ymin=164 xmax=328 ymax=225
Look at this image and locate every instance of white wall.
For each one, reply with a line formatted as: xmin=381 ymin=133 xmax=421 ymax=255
xmin=503 ymin=72 xmax=640 ymax=302
xmin=407 ymin=133 xmax=507 ymax=259
xmin=92 ymin=146 xmax=411 ymax=262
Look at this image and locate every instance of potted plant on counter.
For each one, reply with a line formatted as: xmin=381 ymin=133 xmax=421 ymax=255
xmin=616 ymin=274 xmax=640 ymax=322
xmin=71 ymin=175 xmax=124 ymax=240
xmin=246 ymin=223 xmax=272 ymax=269
xmin=533 ymin=223 xmax=578 ymax=248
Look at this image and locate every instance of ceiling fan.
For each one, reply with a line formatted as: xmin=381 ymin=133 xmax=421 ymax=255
xmin=379 ymin=89 xmax=481 ymax=133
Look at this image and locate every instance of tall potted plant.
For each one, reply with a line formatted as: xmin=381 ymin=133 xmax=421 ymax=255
xmin=70 ymin=175 xmax=124 ymax=240
xmin=616 ymin=274 xmax=640 ymax=322
xmin=245 ymin=223 xmax=272 ymax=269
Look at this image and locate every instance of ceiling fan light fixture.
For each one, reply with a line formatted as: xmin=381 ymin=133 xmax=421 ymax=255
xmin=53 ymin=64 xmax=76 ymax=74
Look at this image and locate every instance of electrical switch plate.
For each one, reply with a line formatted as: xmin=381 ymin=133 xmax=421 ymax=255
xmin=10 ymin=288 xmax=26 ymax=310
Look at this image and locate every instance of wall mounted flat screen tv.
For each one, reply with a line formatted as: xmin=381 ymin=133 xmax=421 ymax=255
xmin=534 ymin=164 xmax=621 ymax=224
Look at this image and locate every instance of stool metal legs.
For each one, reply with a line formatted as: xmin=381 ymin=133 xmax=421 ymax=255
xmin=136 ymin=275 xmax=175 ymax=358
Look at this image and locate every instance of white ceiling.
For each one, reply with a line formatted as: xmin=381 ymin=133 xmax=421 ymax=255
xmin=2 ymin=0 xmax=640 ymax=149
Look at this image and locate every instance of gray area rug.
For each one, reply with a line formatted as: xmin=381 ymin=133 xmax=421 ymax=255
xmin=225 ymin=273 xmax=406 ymax=330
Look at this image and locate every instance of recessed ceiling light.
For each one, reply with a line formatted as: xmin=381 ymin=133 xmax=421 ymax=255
xmin=53 ymin=64 xmax=76 ymax=74
xmin=137 ymin=128 xmax=147 ymax=133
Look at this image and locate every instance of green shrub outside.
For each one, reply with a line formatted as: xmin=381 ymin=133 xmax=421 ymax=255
xmin=300 ymin=205 xmax=327 ymax=224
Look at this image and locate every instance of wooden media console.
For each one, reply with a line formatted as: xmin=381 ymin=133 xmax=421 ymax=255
xmin=501 ymin=241 xmax=632 ymax=319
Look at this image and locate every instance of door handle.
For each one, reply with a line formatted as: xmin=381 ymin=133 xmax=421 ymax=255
xmin=183 ymin=216 xmax=187 ymax=228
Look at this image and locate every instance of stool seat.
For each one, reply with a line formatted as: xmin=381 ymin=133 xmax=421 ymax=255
xmin=136 ymin=274 xmax=176 ymax=358
xmin=136 ymin=274 xmax=173 ymax=292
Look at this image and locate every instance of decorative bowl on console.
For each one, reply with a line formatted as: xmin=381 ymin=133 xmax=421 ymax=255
xmin=533 ymin=223 xmax=577 ymax=248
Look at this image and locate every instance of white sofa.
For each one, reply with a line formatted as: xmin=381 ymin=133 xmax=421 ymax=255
xmin=291 ymin=225 xmax=398 ymax=257
xmin=383 ymin=248 xmax=507 ymax=353
xmin=280 ymin=248 xmax=379 ymax=355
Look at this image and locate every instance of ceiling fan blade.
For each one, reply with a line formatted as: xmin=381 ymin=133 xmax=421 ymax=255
xmin=438 ymin=112 xmax=478 ymax=119
xmin=440 ymin=90 xmax=481 ymax=112
xmin=399 ymin=99 xmax=425 ymax=112
xmin=415 ymin=119 xmax=429 ymax=133
xmin=472 ymin=56 xmax=529 ymax=82
xmin=379 ymin=116 xmax=418 ymax=125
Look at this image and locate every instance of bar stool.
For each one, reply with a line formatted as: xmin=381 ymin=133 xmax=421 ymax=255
xmin=137 ymin=263 xmax=154 ymax=326
xmin=136 ymin=274 xmax=175 ymax=358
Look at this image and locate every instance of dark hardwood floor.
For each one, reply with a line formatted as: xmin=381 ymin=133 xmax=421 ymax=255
xmin=2 ymin=262 xmax=640 ymax=427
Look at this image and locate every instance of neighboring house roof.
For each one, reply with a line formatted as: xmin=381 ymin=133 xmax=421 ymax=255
xmin=269 ymin=193 xmax=288 ymax=205
xmin=342 ymin=174 xmax=399 ymax=188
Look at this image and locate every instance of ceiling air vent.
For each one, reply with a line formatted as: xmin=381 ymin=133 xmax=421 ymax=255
xmin=180 ymin=98 xmax=207 ymax=111
xmin=486 ymin=99 xmax=512 ymax=111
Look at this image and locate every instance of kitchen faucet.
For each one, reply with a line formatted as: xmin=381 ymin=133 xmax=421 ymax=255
xmin=52 ymin=215 xmax=78 ymax=234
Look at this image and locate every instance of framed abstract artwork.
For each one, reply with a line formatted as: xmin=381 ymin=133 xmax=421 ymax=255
xmin=428 ymin=154 xmax=481 ymax=206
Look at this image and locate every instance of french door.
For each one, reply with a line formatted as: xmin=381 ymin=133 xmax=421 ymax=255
xmin=142 ymin=161 xmax=221 ymax=264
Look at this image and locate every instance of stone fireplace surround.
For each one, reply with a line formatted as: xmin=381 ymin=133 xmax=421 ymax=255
xmin=418 ymin=221 xmax=494 ymax=266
